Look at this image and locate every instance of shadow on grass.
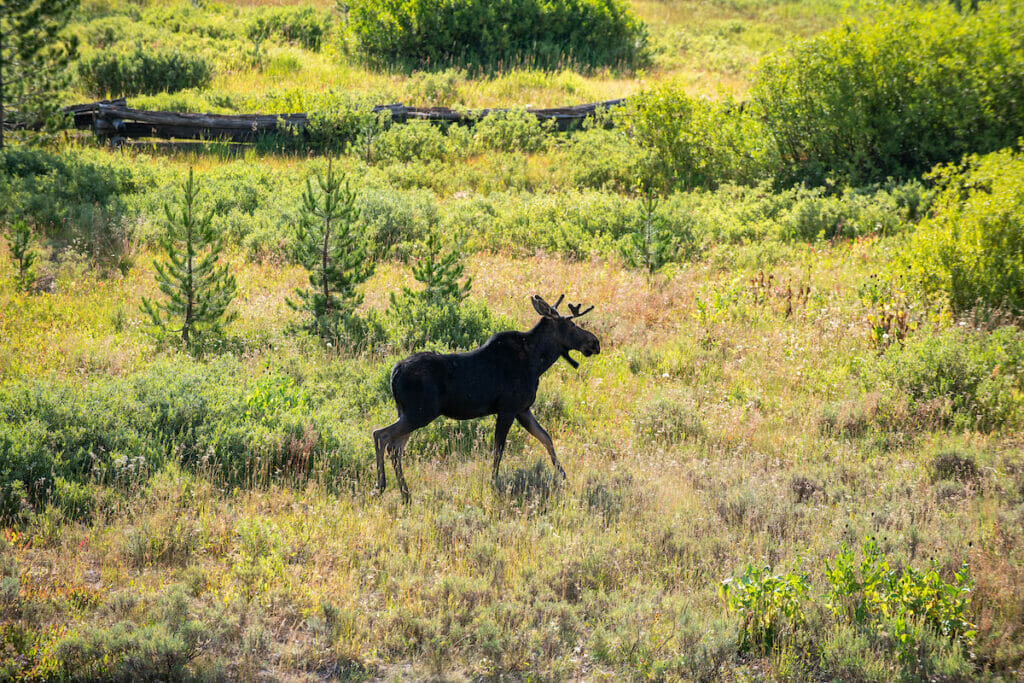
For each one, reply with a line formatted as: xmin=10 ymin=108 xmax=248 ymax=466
xmin=492 ymin=459 xmax=561 ymax=511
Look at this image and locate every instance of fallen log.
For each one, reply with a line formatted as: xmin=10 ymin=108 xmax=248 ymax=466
xmin=63 ymin=98 xmax=625 ymax=143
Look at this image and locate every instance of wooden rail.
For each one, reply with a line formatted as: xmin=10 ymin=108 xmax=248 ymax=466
xmin=64 ymin=98 xmax=625 ymax=143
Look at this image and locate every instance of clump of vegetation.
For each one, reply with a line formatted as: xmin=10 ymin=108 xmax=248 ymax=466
xmin=720 ymin=564 xmax=809 ymax=654
xmin=874 ymin=325 xmax=1024 ymax=431
xmin=77 ymin=44 xmax=213 ymax=97
xmin=472 ymin=109 xmax=553 ymax=154
xmin=752 ymin=1 xmax=1024 ymax=185
xmin=246 ymin=6 xmax=332 ymax=52
xmin=140 ymin=168 xmax=236 ymax=351
xmin=385 ymin=233 xmax=501 ymax=350
xmin=287 ymin=159 xmax=376 ymax=349
xmin=620 ymin=85 xmax=777 ymax=191
xmin=4 ymin=219 xmax=37 ymax=291
xmin=721 ymin=538 xmax=976 ymax=678
xmin=905 ymin=147 xmax=1024 ymax=317
xmin=347 ymin=0 xmax=649 ymax=71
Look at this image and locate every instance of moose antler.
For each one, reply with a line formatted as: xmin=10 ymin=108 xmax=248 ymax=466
xmin=532 ymin=294 xmax=593 ymax=320
xmin=567 ymin=302 xmax=594 ymax=319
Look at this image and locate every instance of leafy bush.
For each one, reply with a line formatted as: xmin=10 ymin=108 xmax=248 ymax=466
xmin=824 ymin=538 xmax=976 ymax=659
xmin=357 ymin=187 xmax=436 ymax=260
xmin=374 ymin=121 xmax=450 ymax=163
xmin=0 ymin=359 xmax=373 ymax=518
xmin=561 ymin=124 xmax=644 ymax=192
xmin=874 ymin=326 xmax=1024 ymax=431
xmin=78 ymin=43 xmax=213 ymax=97
xmin=348 ymin=0 xmax=649 ymax=71
xmin=473 ymin=109 xmax=553 ymax=154
xmin=618 ymin=84 xmax=778 ymax=191
xmin=1 ymin=148 xmax=136 ymax=263
xmin=247 ymin=6 xmax=332 ymax=51
xmin=720 ymin=564 xmax=809 ymax=654
xmin=752 ymin=1 xmax=1024 ymax=185
xmin=905 ymin=148 xmax=1024 ymax=316
xmin=55 ymin=586 xmax=205 ymax=680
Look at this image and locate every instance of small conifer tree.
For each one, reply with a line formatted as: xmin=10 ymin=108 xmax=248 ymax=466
xmin=141 ymin=168 xmax=237 ymax=349
xmin=387 ymin=233 xmax=497 ymax=350
xmin=5 ymin=218 xmax=37 ymax=291
xmin=287 ymin=158 xmax=374 ymax=346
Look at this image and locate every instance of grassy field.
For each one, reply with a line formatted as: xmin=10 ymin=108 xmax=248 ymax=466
xmin=2 ymin=0 xmax=1024 ymax=680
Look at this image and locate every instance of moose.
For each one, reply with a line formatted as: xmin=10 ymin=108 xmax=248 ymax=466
xmin=373 ymin=294 xmax=601 ymax=502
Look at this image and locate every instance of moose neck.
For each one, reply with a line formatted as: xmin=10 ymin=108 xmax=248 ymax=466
xmin=525 ymin=318 xmax=568 ymax=377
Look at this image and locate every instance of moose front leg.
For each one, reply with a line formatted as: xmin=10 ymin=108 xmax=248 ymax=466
xmin=517 ymin=410 xmax=566 ymax=479
xmin=491 ymin=412 xmax=515 ymax=483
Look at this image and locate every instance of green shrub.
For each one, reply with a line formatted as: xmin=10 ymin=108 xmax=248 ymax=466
xmin=561 ymin=124 xmax=644 ymax=192
xmin=824 ymin=538 xmax=976 ymax=658
xmin=0 ymin=358 xmax=374 ymax=518
xmin=874 ymin=326 xmax=1024 ymax=431
xmin=78 ymin=43 xmax=213 ymax=97
xmin=247 ymin=6 xmax=332 ymax=52
xmin=473 ymin=109 xmax=553 ymax=154
xmin=55 ymin=587 xmax=204 ymax=680
xmin=905 ymin=148 xmax=1024 ymax=316
xmin=357 ymin=187 xmax=436 ymax=260
xmin=348 ymin=0 xmax=649 ymax=71
xmin=753 ymin=1 xmax=1024 ymax=185
xmin=1 ymin=148 xmax=135 ymax=245
xmin=375 ymin=121 xmax=450 ymax=163
xmin=720 ymin=564 xmax=809 ymax=654
xmin=618 ymin=84 xmax=777 ymax=191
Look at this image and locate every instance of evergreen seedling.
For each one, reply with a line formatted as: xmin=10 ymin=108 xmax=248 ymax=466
xmin=5 ymin=218 xmax=37 ymax=291
xmin=288 ymin=158 xmax=374 ymax=346
xmin=386 ymin=233 xmax=492 ymax=350
xmin=621 ymin=183 xmax=676 ymax=274
xmin=141 ymin=168 xmax=237 ymax=350
xmin=408 ymin=232 xmax=471 ymax=305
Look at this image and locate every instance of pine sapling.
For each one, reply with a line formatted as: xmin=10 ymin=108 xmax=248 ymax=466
xmin=141 ymin=167 xmax=237 ymax=350
xmin=5 ymin=218 xmax=37 ymax=291
xmin=287 ymin=158 xmax=374 ymax=346
xmin=387 ymin=233 xmax=495 ymax=350
xmin=621 ymin=182 xmax=676 ymax=274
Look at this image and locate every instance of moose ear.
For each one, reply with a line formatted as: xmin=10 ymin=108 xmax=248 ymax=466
xmin=531 ymin=295 xmax=558 ymax=319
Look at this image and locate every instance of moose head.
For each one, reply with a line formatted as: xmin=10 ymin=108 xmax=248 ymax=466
xmin=530 ymin=294 xmax=601 ymax=368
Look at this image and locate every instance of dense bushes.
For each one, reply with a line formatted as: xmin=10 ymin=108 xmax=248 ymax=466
xmin=874 ymin=326 xmax=1024 ymax=431
xmin=347 ymin=0 xmax=649 ymax=71
xmin=905 ymin=148 xmax=1024 ymax=316
xmin=752 ymin=1 xmax=1024 ymax=185
xmin=246 ymin=6 xmax=332 ymax=52
xmin=78 ymin=44 xmax=213 ymax=97
xmin=0 ymin=359 xmax=379 ymax=519
xmin=618 ymin=87 xmax=777 ymax=191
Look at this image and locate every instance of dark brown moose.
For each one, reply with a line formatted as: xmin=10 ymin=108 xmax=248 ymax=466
xmin=373 ymin=294 xmax=601 ymax=502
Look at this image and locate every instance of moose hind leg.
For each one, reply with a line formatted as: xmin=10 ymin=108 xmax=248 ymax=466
xmin=517 ymin=410 xmax=566 ymax=479
xmin=491 ymin=412 xmax=515 ymax=484
xmin=390 ymin=433 xmax=412 ymax=504
xmin=374 ymin=416 xmax=414 ymax=497
xmin=372 ymin=426 xmax=389 ymax=493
